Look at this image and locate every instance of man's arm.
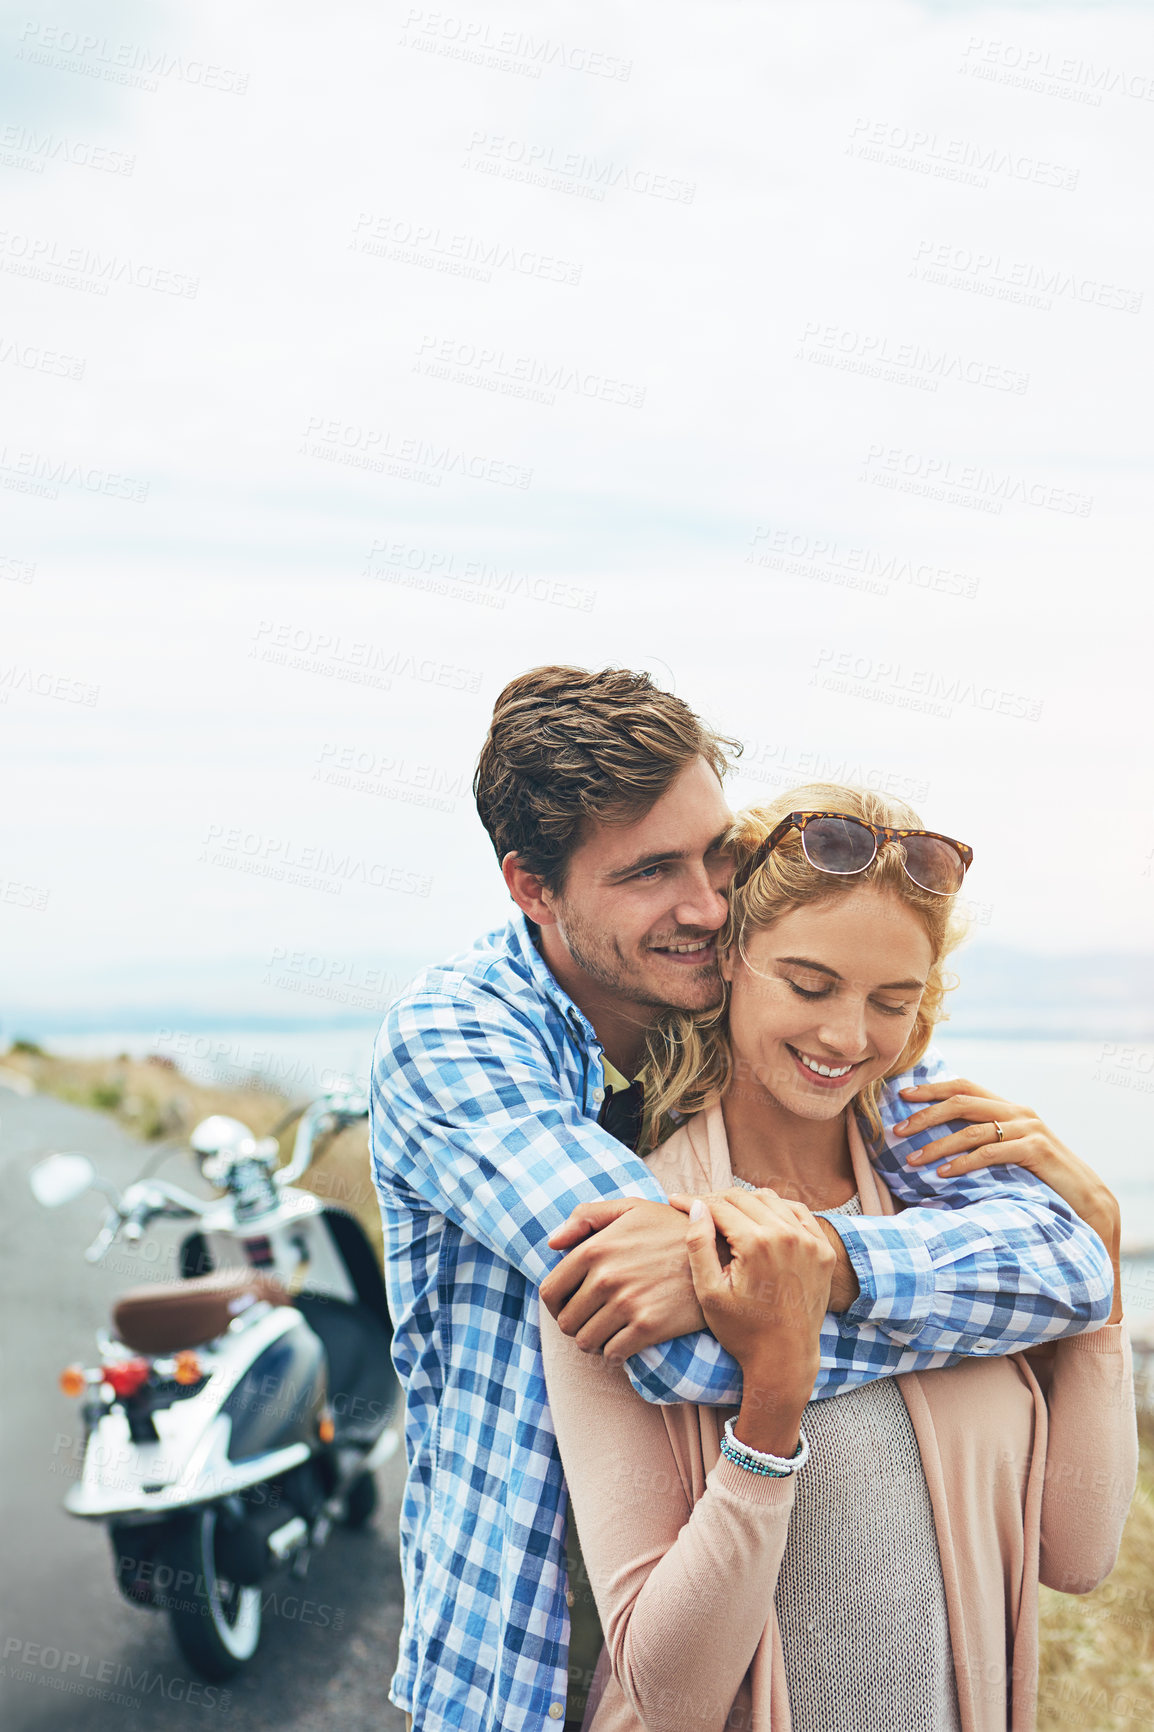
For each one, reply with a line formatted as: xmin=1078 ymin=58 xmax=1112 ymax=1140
xmin=830 ymin=1050 xmax=1114 ymax=1354
xmin=545 ymin=1178 xmax=1114 ymax=1405
xmin=545 ymin=1049 xmax=1113 ymax=1401
xmin=374 ymin=996 xmax=1112 ymax=1406
xmin=371 ymin=980 xmax=746 ymax=1406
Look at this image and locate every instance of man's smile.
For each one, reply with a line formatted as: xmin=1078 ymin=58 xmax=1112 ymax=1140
xmin=647 ymin=936 xmax=717 ymax=966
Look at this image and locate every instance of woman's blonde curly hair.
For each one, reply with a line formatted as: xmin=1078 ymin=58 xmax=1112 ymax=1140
xmin=640 ymin=783 xmax=969 ymax=1153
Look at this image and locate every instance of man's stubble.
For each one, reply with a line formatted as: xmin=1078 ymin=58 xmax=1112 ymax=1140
xmin=553 ymin=898 xmax=724 ymax=1016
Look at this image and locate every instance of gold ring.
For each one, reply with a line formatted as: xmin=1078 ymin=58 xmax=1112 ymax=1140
xmin=991 ymin=1120 xmax=1005 ymax=1144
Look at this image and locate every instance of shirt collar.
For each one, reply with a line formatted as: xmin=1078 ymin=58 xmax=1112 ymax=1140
xmin=506 ymin=912 xmax=647 ymax=1083
xmin=505 ymin=909 xmax=597 ymax=1043
xmin=601 ymin=1053 xmax=640 ymax=1092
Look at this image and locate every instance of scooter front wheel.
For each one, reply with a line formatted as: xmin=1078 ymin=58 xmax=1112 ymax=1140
xmin=165 ymin=1509 xmax=263 ymax=1679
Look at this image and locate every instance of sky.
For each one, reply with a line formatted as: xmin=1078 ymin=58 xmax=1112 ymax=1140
xmin=3 ymin=0 xmax=1153 ymax=1029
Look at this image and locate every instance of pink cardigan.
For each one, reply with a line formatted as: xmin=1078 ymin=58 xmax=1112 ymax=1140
xmin=539 ymin=1103 xmax=1138 ymax=1732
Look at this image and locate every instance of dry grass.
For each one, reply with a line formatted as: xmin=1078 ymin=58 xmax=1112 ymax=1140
xmin=4 ymin=1045 xmax=381 ymax=1254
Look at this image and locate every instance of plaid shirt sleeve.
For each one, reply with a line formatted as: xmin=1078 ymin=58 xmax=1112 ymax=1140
xmin=375 ymin=987 xmax=1111 ymax=1408
xmin=373 ymin=979 xmax=749 ymax=1406
xmin=624 ymin=1048 xmax=1113 ymax=1403
xmin=825 ymin=1048 xmax=1115 ymax=1356
xmin=372 ymin=983 xmax=666 ymax=1280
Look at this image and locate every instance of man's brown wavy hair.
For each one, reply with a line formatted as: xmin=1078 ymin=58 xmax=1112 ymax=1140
xmin=473 ymin=666 xmax=740 ymax=888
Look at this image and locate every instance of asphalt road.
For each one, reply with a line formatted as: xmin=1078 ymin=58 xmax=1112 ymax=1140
xmin=0 ymin=1085 xmax=408 ymax=1732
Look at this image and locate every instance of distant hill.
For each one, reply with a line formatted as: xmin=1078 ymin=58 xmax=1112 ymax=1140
xmin=947 ymin=947 xmax=1154 ymax=1040
xmin=5 ymin=948 xmax=1153 ymax=1045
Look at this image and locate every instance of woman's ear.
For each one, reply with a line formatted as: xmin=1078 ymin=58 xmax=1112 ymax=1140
xmin=717 ymin=942 xmax=735 ymax=983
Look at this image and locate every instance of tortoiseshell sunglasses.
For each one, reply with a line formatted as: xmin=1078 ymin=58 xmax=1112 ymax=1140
xmin=733 ymin=811 xmax=974 ymax=896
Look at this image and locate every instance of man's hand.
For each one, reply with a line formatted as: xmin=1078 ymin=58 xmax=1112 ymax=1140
xmin=541 ymin=1192 xmax=861 ymax=1364
xmin=541 ymin=1199 xmax=705 ymax=1361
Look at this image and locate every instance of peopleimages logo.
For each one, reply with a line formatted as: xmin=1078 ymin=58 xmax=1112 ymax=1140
xmin=859 ymin=445 xmax=1093 ymax=518
xmin=846 ymin=117 xmax=1079 ymax=190
xmin=250 ymin=619 xmax=484 ymax=694
xmin=199 ymin=824 xmax=433 ymax=899
xmin=793 ymin=322 xmax=1028 ymax=396
xmin=414 ymin=333 xmax=647 ymax=408
xmin=959 ymin=36 xmax=1154 ymax=106
xmin=746 ymin=526 xmax=978 ymax=600
xmin=363 ymin=539 xmax=597 ymax=612
xmin=0 ymin=335 xmax=86 ymax=380
xmin=810 ymin=649 xmax=1043 ymax=723
xmin=299 ymin=415 xmax=533 ymax=489
xmin=351 ymin=212 xmax=583 ymax=286
xmin=0 ymin=445 xmax=147 ymax=502
xmin=399 ymin=10 xmax=632 ymax=81
xmin=2 ymin=1635 xmax=230 ymax=1710
xmin=463 ymin=131 xmax=696 ymax=204
xmin=0 ymin=124 xmax=135 ymax=175
xmin=910 ymin=240 xmax=1142 ymax=315
xmin=0 ymin=228 xmax=198 ymax=297
xmin=16 ymin=23 xmax=248 ymax=94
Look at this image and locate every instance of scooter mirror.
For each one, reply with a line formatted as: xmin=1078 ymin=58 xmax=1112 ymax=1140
xmin=189 ymin=1115 xmax=257 ymax=1166
xmin=29 ymin=1152 xmax=97 ymax=1208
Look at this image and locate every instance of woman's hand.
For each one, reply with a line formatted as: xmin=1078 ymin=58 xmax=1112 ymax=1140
xmin=683 ymin=1188 xmax=834 ymax=1455
xmin=897 ymin=1077 xmax=1123 ymax=1323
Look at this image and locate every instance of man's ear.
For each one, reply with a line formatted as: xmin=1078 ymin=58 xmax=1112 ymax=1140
xmin=501 ymin=853 xmax=559 ymax=926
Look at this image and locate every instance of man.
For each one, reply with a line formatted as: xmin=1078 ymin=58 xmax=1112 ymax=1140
xmin=370 ymin=665 xmax=1112 ymax=1732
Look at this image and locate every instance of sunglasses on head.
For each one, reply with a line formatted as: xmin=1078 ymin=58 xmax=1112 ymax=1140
xmin=733 ymin=811 xmax=973 ymax=896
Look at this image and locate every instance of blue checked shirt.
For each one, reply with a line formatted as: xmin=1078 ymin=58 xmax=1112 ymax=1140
xmin=370 ymin=913 xmax=1112 ymax=1732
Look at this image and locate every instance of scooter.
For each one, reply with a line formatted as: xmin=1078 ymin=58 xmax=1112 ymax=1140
xmin=28 ymin=1086 xmax=400 ymax=1680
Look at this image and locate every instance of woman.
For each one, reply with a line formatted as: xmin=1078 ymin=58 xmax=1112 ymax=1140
xmin=539 ymin=785 xmax=1136 ymax=1732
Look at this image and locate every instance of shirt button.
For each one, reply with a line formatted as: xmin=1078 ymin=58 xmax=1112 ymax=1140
xmin=548 ymin=1705 xmax=564 ymax=1719
xmin=565 ymin=1589 xmax=575 ymax=1607
xmin=592 ymin=1087 xmax=605 ymax=1104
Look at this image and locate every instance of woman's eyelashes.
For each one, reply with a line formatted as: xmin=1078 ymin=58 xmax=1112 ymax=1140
xmin=783 ymin=978 xmax=911 ymax=1016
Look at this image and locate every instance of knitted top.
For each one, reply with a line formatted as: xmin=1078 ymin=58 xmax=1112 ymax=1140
xmin=731 ymin=1181 xmax=960 ymax=1731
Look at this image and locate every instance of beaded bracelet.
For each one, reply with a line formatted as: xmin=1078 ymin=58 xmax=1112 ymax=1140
xmin=720 ymin=1416 xmax=809 ymax=1478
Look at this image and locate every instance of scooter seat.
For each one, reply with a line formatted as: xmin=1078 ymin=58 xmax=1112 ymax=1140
xmin=113 ymin=1270 xmax=291 ymax=1355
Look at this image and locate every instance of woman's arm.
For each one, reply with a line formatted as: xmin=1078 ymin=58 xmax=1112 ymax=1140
xmin=539 ymin=1189 xmax=831 ymax=1732
xmin=898 ymin=1077 xmax=1138 ymax=1586
xmin=1037 ymin=1323 xmax=1139 ymax=1593
xmin=540 ymin=1299 xmax=794 ymax=1732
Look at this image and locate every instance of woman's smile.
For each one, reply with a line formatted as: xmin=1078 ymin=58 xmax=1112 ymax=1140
xmin=785 ymin=1044 xmax=868 ymax=1090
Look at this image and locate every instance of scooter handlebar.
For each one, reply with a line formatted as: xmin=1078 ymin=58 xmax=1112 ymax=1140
xmin=83 ymin=1181 xmax=207 ymax=1261
xmin=84 ymin=1209 xmax=124 ymax=1264
xmin=275 ymin=1090 xmax=369 ymax=1189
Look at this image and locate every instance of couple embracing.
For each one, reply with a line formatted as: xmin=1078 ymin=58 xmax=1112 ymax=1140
xmin=371 ymin=665 xmax=1135 ymax=1732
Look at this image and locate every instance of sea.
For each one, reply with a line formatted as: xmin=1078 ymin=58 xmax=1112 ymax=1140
xmin=37 ymin=1025 xmax=1153 ymax=1227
